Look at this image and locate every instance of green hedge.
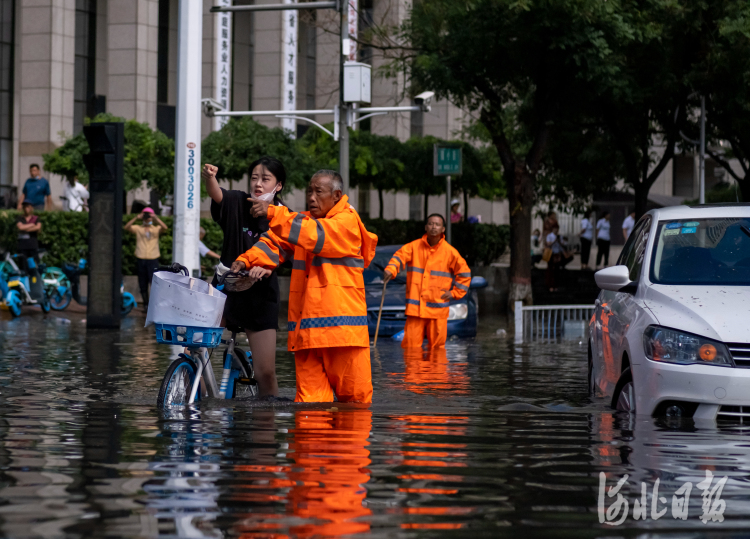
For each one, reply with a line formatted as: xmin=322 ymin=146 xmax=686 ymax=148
xmin=0 ymin=211 xmax=508 ymax=272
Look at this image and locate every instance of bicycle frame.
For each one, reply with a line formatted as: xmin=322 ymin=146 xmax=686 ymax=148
xmin=187 ymin=347 xmax=220 ymax=403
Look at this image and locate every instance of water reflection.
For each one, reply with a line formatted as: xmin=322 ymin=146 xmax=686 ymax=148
xmin=4 ymin=313 xmax=750 ymax=535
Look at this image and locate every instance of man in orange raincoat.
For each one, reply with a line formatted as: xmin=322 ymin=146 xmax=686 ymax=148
xmin=384 ymin=214 xmax=471 ymax=349
xmin=231 ymin=170 xmax=378 ymax=403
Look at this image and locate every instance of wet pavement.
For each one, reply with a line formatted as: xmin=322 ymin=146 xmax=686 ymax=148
xmin=1 ymin=308 xmax=750 ymax=537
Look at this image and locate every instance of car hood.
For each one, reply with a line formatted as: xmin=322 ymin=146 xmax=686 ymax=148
xmin=643 ymin=285 xmax=750 ymax=343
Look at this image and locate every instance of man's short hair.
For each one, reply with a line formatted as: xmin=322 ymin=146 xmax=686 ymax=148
xmin=29 ymin=163 xmax=39 ymax=170
xmin=21 ymin=201 xmax=33 ymax=207
xmin=310 ymin=170 xmax=344 ymax=193
xmin=426 ymin=213 xmax=446 ymax=227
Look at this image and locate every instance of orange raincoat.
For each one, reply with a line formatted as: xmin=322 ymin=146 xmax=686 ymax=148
xmin=385 ymin=235 xmax=470 ymax=348
xmin=236 ymin=195 xmax=378 ymax=402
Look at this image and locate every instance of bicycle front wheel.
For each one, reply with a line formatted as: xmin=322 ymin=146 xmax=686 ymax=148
xmin=157 ymin=355 xmax=201 ymax=408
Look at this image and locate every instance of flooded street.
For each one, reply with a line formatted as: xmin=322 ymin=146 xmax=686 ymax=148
xmin=1 ymin=310 xmax=749 ymax=537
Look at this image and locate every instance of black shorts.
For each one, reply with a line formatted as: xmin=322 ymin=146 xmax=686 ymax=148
xmin=213 ymin=271 xmax=280 ymax=333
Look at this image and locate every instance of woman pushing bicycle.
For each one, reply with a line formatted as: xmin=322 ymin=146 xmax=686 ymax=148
xmin=202 ymin=157 xmax=286 ymax=398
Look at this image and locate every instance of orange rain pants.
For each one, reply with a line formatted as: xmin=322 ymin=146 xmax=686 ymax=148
xmin=294 ymin=346 xmax=373 ymax=403
xmin=402 ymin=315 xmax=448 ymax=349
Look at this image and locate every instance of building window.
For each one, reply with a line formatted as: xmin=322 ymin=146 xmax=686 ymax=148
xmin=0 ymin=0 xmax=12 ymax=192
xmin=157 ymin=0 xmax=169 ymax=104
xmin=74 ymin=0 xmax=97 ymax=134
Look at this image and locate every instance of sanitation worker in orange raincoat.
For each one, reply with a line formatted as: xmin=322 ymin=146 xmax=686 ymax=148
xmin=384 ymin=214 xmax=471 ymax=349
xmin=231 ymin=170 xmax=378 ymax=403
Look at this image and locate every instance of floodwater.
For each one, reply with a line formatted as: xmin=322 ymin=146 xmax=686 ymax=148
xmin=1 ymin=310 xmax=750 ymax=538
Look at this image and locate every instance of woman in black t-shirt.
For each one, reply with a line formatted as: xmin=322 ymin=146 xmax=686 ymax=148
xmin=202 ymin=157 xmax=286 ymax=397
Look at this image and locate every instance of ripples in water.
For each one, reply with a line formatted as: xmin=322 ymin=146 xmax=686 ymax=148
xmin=1 ymin=313 xmax=750 ymax=537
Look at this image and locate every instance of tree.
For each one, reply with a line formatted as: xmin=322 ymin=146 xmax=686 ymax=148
xmin=691 ymin=0 xmax=750 ymax=202
xmin=43 ymin=113 xmax=175 ymax=194
xmin=201 ymin=117 xmax=315 ymax=193
xmin=385 ymin=0 xmax=644 ymax=305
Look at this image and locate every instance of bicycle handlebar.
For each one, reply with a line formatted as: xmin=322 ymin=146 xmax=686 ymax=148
xmin=216 ymin=270 xmax=250 ymax=286
xmin=158 ymin=263 xmax=189 ymax=276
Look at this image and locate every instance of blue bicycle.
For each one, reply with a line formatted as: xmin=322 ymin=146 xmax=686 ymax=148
xmin=155 ymin=264 xmax=258 ymax=408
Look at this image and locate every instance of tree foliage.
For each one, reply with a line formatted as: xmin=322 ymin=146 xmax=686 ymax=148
xmin=201 ymin=117 xmax=315 ymax=191
xmin=42 ymin=113 xmax=175 ymax=194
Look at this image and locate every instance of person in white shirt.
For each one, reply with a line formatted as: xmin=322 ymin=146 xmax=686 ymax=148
xmin=596 ymin=211 xmax=611 ymax=268
xmin=579 ymin=210 xmax=595 ymax=270
xmin=622 ymin=211 xmax=636 ymax=242
xmin=62 ymin=176 xmax=89 ymax=212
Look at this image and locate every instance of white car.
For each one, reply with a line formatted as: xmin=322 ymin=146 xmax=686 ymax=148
xmin=589 ymin=204 xmax=750 ymax=421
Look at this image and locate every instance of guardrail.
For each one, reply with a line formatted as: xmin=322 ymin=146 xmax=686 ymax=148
xmin=514 ymin=301 xmax=595 ymax=341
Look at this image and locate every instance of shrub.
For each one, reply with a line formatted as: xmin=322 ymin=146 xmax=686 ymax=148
xmin=0 ymin=211 xmax=508 ymax=272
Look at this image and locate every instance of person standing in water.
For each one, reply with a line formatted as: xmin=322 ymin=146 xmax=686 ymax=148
xmin=202 ymin=157 xmax=285 ymax=398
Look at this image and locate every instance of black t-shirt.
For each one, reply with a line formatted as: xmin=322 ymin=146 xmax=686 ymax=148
xmin=16 ymin=215 xmax=39 ymax=251
xmin=210 ymin=188 xmax=270 ymax=266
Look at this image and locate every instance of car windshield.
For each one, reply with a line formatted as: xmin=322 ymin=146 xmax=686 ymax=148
xmin=650 ymin=217 xmax=750 ymax=285
xmin=363 ymin=249 xmax=407 ymax=285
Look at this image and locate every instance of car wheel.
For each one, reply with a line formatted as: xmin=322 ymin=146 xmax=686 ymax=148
xmin=611 ymin=368 xmax=635 ymax=413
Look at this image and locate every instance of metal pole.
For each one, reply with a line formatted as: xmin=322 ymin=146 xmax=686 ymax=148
xmin=173 ymin=0 xmax=202 ymax=277
xmin=338 ymin=1 xmax=349 ymax=193
xmin=699 ymin=95 xmax=706 ymax=205
xmin=446 ymin=175 xmax=451 ymax=243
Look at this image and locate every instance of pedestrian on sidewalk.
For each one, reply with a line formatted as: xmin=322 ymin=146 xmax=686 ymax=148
xmin=596 ymin=211 xmax=611 ymax=268
xmin=62 ymin=176 xmax=89 ymax=212
xmin=124 ymin=207 xmax=167 ymax=306
xmin=17 ymin=164 xmax=51 ymax=211
xmin=579 ymin=210 xmax=594 ymax=270
xmin=545 ymin=224 xmax=563 ymax=292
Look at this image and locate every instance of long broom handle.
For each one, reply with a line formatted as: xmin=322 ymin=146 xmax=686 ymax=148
xmin=373 ymin=279 xmax=388 ymax=346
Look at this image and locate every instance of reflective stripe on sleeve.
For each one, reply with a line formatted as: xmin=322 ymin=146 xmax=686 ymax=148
xmin=431 ymin=270 xmax=453 ymax=278
xmin=312 ymin=256 xmax=364 ymax=268
xmin=457 ymin=272 xmax=471 ymax=278
xmin=288 ymin=214 xmax=305 ymax=245
xmin=292 ymin=260 xmax=306 ymax=271
xmin=392 ymin=255 xmax=403 ymax=270
xmin=313 ymin=219 xmax=326 ymax=254
xmin=406 ymin=299 xmax=420 ymax=306
xmin=454 ymin=282 xmax=469 ymax=291
xmin=426 ymin=301 xmax=450 ymax=308
xmin=407 ymin=265 xmax=424 ymax=273
xmin=299 ymin=315 xmax=368 ymax=330
xmin=254 ymin=241 xmax=279 ymax=265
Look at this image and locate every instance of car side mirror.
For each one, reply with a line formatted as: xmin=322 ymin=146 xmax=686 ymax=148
xmin=595 ymin=265 xmax=636 ymax=293
xmin=469 ymin=276 xmax=488 ymax=289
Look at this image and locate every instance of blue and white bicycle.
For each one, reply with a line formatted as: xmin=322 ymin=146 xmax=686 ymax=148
xmin=155 ymin=264 xmax=259 ymax=408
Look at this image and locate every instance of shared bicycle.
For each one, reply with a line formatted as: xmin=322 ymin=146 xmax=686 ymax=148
xmin=154 ymin=264 xmax=258 ymax=408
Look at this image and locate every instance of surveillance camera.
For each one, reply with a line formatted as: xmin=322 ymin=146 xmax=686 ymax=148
xmin=414 ymin=91 xmax=435 ymax=112
xmin=414 ymin=91 xmax=435 ymax=106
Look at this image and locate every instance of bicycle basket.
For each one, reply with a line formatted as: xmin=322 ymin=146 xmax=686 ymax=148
xmin=154 ymin=324 xmax=224 ymax=348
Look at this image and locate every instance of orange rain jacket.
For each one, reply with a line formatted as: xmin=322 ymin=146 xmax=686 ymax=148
xmin=236 ymin=195 xmax=378 ymax=352
xmin=385 ymin=235 xmax=471 ymax=319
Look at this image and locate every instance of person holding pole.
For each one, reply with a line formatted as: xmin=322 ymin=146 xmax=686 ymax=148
xmin=202 ymin=157 xmax=286 ymax=398
xmin=383 ymin=214 xmax=471 ymax=349
xmin=230 ymin=170 xmax=378 ymax=403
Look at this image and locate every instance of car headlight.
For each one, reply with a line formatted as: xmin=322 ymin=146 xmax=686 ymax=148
xmin=448 ymin=303 xmax=468 ymax=320
xmin=643 ymin=326 xmax=732 ymax=366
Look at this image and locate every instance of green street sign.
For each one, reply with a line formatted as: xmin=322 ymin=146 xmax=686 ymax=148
xmin=433 ymin=145 xmax=462 ymax=176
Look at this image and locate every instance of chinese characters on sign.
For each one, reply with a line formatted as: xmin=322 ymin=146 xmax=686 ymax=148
xmin=214 ymin=0 xmax=232 ymax=131
xmin=281 ymin=0 xmax=298 ymax=134
xmin=598 ymin=471 xmax=728 ymax=525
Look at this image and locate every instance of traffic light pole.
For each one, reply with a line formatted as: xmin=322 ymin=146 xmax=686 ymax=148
xmin=173 ymin=0 xmax=203 ymax=277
